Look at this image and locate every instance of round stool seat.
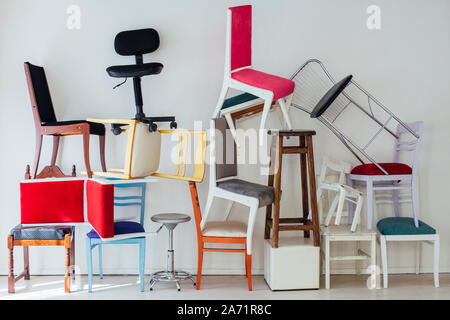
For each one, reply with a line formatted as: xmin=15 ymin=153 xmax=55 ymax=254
xmin=151 ymin=213 xmax=191 ymax=225
xmin=149 ymin=213 xmax=195 ymax=291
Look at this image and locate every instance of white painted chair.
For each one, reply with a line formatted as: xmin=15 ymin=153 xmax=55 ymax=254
xmin=212 ymin=5 xmax=294 ymax=142
xmin=317 ymin=156 xmax=363 ymax=232
xmin=373 ymin=192 xmax=439 ymax=288
xmin=318 ymin=158 xmax=377 ymax=289
xmin=348 ymin=121 xmax=424 ymax=229
xmin=200 ymin=118 xmax=275 ymax=290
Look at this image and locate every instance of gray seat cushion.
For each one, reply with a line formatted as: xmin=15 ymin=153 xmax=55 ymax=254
xmin=10 ymin=225 xmax=73 ymax=240
xmin=217 ymin=179 xmax=275 ymax=208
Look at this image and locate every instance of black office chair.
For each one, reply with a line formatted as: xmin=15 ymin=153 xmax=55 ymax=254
xmin=107 ymin=28 xmax=176 ymax=133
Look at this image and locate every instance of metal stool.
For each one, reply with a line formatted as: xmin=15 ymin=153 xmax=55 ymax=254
xmin=150 ymin=213 xmax=195 ymax=291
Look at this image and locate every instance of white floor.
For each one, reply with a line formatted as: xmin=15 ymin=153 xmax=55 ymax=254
xmin=1 ymin=274 xmax=449 ymax=300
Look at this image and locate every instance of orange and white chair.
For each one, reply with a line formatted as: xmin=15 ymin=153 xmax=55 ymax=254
xmin=212 ymin=5 xmax=295 ymax=142
xmin=197 ymin=118 xmax=275 ymax=291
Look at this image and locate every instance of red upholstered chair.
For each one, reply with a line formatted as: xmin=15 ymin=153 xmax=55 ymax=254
xmin=212 ymin=5 xmax=294 ymax=142
xmin=348 ymin=122 xmax=423 ymax=229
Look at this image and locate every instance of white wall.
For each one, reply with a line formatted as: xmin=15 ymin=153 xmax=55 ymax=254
xmin=1 ymin=0 xmax=449 ymax=277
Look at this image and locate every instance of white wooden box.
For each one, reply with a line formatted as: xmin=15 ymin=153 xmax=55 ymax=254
xmin=264 ymin=237 xmax=320 ymax=290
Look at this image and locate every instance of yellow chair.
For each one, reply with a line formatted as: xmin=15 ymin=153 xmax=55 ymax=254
xmin=86 ymin=118 xmax=162 ymax=179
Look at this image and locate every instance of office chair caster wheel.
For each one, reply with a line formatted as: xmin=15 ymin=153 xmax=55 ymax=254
xmin=148 ymin=122 xmax=157 ymax=132
xmin=111 ymin=125 xmax=123 ymax=136
xmin=170 ymin=121 xmax=177 ymax=129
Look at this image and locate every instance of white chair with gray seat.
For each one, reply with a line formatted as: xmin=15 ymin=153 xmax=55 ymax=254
xmin=198 ymin=118 xmax=275 ymax=290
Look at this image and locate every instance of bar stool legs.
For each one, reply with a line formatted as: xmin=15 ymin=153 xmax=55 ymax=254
xmin=264 ymin=130 xmax=320 ymax=248
xmin=150 ymin=214 xmax=196 ymax=291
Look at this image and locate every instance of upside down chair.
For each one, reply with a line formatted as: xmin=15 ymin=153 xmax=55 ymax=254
xmin=88 ymin=28 xmax=176 ymax=179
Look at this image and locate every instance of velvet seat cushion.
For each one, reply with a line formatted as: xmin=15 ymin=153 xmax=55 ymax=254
xmin=10 ymin=225 xmax=73 ymax=240
xmin=42 ymin=120 xmax=106 ymax=136
xmin=216 ymin=179 xmax=275 ymax=208
xmin=202 ymin=221 xmax=247 ymax=237
xmin=377 ymin=217 xmax=436 ymax=235
xmin=106 ymin=62 xmax=163 ymax=78
xmin=221 ymin=92 xmax=260 ymax=110
xmin=351 ymin=163 xmax=412 ymax=176
xmin=87 ymin=221 xmax=144 ymax=238
xmin=231 ymin=69 xmax=295 ymax=101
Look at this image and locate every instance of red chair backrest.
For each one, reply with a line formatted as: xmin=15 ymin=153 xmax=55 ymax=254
xmin=20 ymin=180 xmax=85 ymax=224
xmin=229 ymin=5 xmax=252 ymax=71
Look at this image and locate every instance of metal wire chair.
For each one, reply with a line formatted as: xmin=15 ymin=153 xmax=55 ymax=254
xmin=290 ymin=59 xmax=419 ymax=175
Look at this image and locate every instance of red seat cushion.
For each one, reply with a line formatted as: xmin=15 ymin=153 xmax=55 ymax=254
xmin=231 ymin=68 xmax=295 ymax=101
xmin=351 ymin=163 xmax=412 ymax=176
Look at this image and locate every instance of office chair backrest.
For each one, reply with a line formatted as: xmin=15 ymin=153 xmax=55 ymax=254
xmin=114 ymin=28 xmax=160 ymax=56
xmin=213 ymin=118 xmax=237 ymax=180
xmin=24 ymin=62 xmax=57 ymax=123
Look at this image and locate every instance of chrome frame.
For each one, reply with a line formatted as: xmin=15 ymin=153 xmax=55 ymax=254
xmin=290 ymin=59 xmax=419 ymax=175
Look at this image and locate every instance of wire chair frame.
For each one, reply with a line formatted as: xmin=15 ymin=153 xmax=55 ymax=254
xmin=290 ymin=59 xmax=419 ymax=175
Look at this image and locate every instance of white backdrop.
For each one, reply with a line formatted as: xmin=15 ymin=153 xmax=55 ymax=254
xmin=0 ymin=0 xmax=449 ymax=277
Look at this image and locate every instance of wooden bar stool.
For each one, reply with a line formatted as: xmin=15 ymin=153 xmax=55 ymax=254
xmin=264 ymin=130 xmax=320 ymax=248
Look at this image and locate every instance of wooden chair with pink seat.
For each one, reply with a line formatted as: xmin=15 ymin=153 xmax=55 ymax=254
xmin=212 ymin=5 xmax=295 ymax=142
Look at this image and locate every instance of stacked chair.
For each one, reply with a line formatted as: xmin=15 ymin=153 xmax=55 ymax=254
xmin=11 ymin=3 xmax=440 ymax=296
xmin=88 ymin=28 xmax=176 ymax=179
xmin=212 ymin=5 xmax=295 ymax=143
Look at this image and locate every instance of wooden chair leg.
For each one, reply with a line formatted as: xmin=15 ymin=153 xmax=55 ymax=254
xmin=51 ymin=136 xmax=60 ymax=166
xmin=196 ymin=246 xmax=203 ymax=290
xmin=70 ymin=230 xmax=76 ymax=279
xmin=246 ymin=254 xmax=252 ymax=291
xmin=306 ymin=136 xmax=320 ymax=246
xmin=434 ymin=236 xmax=440 ymax=287
xmin=99 ymin=135 xmax=107 ymax=172
xmin=271 ymin=136 xmax=283 ymax=248
xmin=8 ymin=235 xmax=15 ymax=293
xmin=81 ymin=126 xmax=92 ymax=178
xmin=325 ymin=236 xmax=330 ymax=289
xmin=64 ymin=235 xmax=71 ymax=293
xmin=24 ymin=246 xmax=30 ymax=280
xmin=264 ymin=172 xmax=274 ymax=240
xmin=33 ymin=134 xmax=43 ymax=178
xmin=245 ymin=252 xmax=248 ymax=278
xmin=299 ymin=136 xmax=310 ymax=238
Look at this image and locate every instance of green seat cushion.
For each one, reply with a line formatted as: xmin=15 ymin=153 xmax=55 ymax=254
xmin=221 ymin=93 xmax=259 ymax=110
xmin=377 ymin=217 xmax=436 ymax=235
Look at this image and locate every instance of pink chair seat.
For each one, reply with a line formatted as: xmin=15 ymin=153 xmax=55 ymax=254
xmin=351 ymin=163 xmax=412 ymax=176
xmin=231 ymin=68 xmax=295 ymax=101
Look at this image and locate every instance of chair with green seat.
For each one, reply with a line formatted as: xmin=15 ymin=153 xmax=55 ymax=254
xmin=377 ymin=217 xmax=439 ymax=288
xmin=219 ymin=93 xmax=288 ymax=144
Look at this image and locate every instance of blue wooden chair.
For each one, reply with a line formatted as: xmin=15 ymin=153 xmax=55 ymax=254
xmin=86 ymin=181 xmax=147 ymax=292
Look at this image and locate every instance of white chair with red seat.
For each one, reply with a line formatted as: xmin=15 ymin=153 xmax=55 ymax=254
xmin=212 ymin=5 xmax=294 ymax=142
xmin=348 ymin=121 xmax=423 ymax=229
